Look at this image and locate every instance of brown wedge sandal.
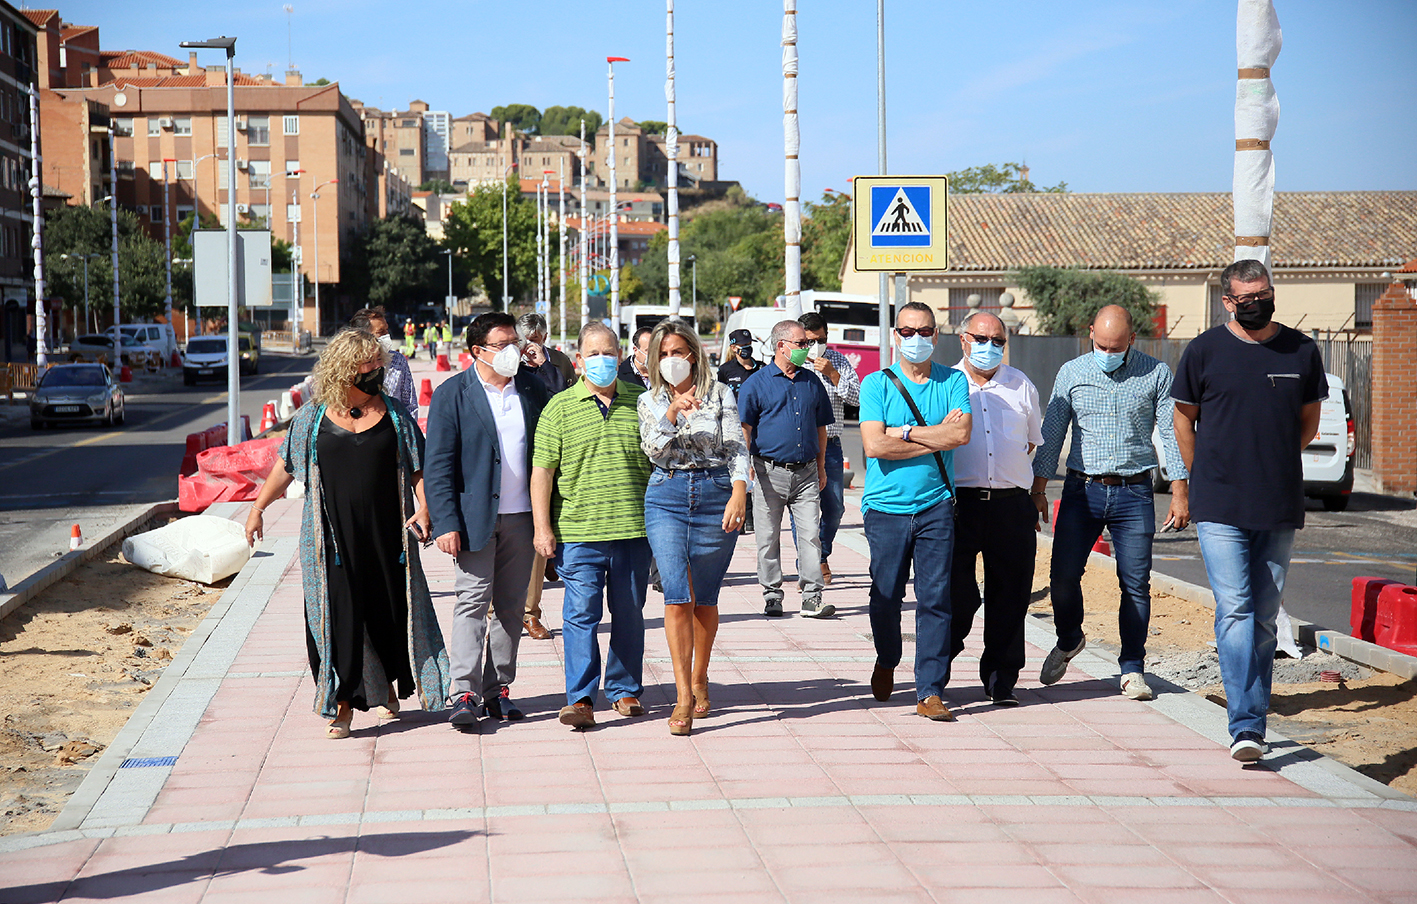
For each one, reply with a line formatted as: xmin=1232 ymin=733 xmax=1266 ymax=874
xmin=692 ymin=686 xmax=711 ymax=717
xmin=668 ymin=703 xmax=694 ymax=737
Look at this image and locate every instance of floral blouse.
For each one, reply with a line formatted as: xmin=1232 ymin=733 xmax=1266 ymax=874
xmin=637 ymin=380 xmax=751 ymax=484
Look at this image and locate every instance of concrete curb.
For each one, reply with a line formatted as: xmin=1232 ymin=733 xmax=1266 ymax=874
xmin=0 ymin=501 xmax=179 ymax=623
xmin=1033 ymin=532 xmax=1417 ymax=680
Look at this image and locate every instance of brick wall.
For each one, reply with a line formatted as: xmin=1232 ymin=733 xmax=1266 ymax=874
xmin=1370 ymin=281 xmax=1417 ymax=494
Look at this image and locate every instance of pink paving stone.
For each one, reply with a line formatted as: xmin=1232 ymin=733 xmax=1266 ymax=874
xmin=931 ymin=889 xmax=1084 ymax=904
xmin=949 ymin=779 xmax=1081 ymax=797
xmin=755 ymin=841 xmax=892 ymax=869
xmin=623 ymin=841 xmax=765 ymax=871
xmin=61 ymin=879 xmax=212 ymax=904
xmin=631 ymin=868 xmax=782 ymax=897
xmin=771 ymin=860 xmax=920 ymax=891
xmin=1031 ymin=841 xmax=1176 ymax=866
xmin=909 ymin=862 xmax=1064 ymax=889
xmin=889 ymin=840 xmax=1040 ymax=866
xmin=1291 ymin=842 xmax=1417 ymax=870
xmin=1061 ymin=778 xmax=1193 ymax=797
xmin=1194 ymin=866 xmax=1363 ymax=894
xmin=1050 ymin=863 xmax=1207 ymax=889
xmin=203 ymin=861 xmax=356 ymax=894
xmin=143 ymin=801 xmax=248 ymax=824
xmin=199 ymin=887 xmax=347 ymax=904
xmin=1003 ymin=821 xmax=1143 ymax=846
xmin=1073 ymin=890 xmax=1229 ymax=904
xmin=346 ymin=879 xmax=490 ymax=904
xmin=490 ymin=870 xmax=636 ymax=902
xmin=1219 ymin=892 xmax=1383 ymax=904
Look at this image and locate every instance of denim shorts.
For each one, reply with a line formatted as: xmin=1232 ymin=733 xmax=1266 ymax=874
xmin=644 ymin=466 xmax=739 ymax=606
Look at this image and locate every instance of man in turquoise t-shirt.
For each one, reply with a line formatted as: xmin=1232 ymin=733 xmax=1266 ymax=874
xmin=859 ymin=302 xmax=972 ymax=722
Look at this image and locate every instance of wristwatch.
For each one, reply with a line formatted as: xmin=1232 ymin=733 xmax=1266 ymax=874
xmin=901 ymin=424 xmax=913 ymax=443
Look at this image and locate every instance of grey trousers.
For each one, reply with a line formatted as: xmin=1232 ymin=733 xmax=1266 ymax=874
xmin=752 ymin=456 xmax=824 ymax=605
xmin=450 ymin=512 xmax=534 ymax=701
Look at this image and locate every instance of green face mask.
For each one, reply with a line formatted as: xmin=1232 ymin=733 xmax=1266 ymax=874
xmin=787 ymin=347 xmax=809 ymax=367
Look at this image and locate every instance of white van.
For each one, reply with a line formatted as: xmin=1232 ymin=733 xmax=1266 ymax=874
xmin=717 ymin=307 xmax=787 ymax=365
xmin=107 ymin=323 xmax=177 ymax=361
xmin=1151 ymin=372 xmax=1354 ymax=509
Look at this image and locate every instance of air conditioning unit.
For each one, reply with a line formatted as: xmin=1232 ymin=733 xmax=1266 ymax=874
xmin=235 ymin=159 xmax=248 ymax=171
xmin=159 ymin=117 xmax=174 ymax=129
xmin=235 ymin=203 xmax=250 ymax=214
xmin=235 ymin=117 xmax=247 ymax=131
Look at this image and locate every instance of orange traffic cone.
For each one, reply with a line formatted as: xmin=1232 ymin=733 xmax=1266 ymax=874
xmin=419 ymin=378 xmax=433 ymax=407
xmin=1092 ymin=535 xmax=1112 ymax=556
xmin=259 ymin=401 xmax=278 ymax=433
xmin=69 ymin=524 xmax=82 ymax=551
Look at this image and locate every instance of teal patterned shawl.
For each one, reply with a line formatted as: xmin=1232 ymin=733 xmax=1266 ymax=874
xmin=279 ymin=397 xmax=451 ymax=718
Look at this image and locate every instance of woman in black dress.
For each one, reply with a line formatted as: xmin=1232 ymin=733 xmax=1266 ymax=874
xmin=246 ymin=328 xmax=450 ymax=738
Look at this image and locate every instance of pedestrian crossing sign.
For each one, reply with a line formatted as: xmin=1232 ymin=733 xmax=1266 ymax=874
xmin=852 ymin=175 xmax=949 ymax=271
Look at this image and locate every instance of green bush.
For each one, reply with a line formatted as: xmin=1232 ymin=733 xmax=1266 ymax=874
xmin=1011 ymin=266 xmax=1160 ymax=337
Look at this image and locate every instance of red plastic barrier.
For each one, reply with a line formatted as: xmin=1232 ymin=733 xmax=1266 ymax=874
xmin=290 ymin=388 xmax=303 ymax=409
xmin=1350 ymin=576 xmax=1401 ymax=643
xmin=1375 ymin=584 xmax=1417 ymax=656
xmin=169 ymin=351 xmax=182 ymax=368
xmin=178 ymin=436 xmax=283 ymax=512
xmin=418 ymin=417 xmax=428 ymax=434
xmin=419 ymin=378 xmax=433 ymax=406
xmin=458 ymin=351 xmax=471 ymax=370
xmin=435 ymin=353 xmax=451 ymax=372
xmin=119 ymin=365 xmax=133 ymax=382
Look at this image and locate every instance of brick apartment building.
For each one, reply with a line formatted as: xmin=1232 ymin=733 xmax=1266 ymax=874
xmin=0 ymin=3 xmax=38 ymax=362
xmin=591 ymin=117 xmax=717 ymax=191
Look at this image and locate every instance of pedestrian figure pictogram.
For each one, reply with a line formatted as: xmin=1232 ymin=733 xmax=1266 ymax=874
xmin=870 ymin=186 xmax=931 ymax=247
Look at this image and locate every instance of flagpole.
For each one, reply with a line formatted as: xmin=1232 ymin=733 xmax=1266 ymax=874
xmin=607 ymin=56 xmax=629 ymax=341
xmin=666 ymin=0 xmax=681 ymax=319
xmin=782 ymin=0 xmax=802 ymax=319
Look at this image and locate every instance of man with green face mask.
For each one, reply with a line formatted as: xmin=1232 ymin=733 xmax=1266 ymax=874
xmin=737 ymin=319 xmax=836 ymax=618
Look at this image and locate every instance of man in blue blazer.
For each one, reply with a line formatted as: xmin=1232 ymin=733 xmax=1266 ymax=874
xmin=426 ymin=311 xmax=550 ymax=729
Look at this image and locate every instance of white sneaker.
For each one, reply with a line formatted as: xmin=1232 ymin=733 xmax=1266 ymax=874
xmin=1039 ymin=635 xmax=1086 ymax=685
xmin=1120 ymin=672 xmax=1154 ymax=701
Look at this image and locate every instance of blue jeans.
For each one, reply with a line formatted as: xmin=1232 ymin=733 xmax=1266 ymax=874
xmin=1196 ymin=522 xmax=1296 ymax=740
xmin=863 ymin=497 xmax=955 ymax=700
xmin=557 ymin=538 xmax=650 ymax=706
xmin=1050 ymin=475 xmax=1155 ymax=675
xmin=644 ymin=467 xmax=739 ymax=606
xmin=790 ymin=438 xmax=844 ymax=560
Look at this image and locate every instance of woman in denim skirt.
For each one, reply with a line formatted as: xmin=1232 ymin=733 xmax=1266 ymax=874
xmin=637 ymin=319 xmax=750 ymax=736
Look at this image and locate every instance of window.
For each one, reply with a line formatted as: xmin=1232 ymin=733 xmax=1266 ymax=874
xmin=218 ymin=165 xmax=229 ymax=190
xmin=287 ymin=203 xmax=301 ymax=223
xmin=248 ymin=159 xmax=271 ymax=188
xmin=147 ymin=118 xmax=160 ymax=137
xmin=115 ymin=160 xmax=135 ymax=176
xmin=114 ymin=117 xmax=133 ymax=137
xmin=285 ymin=160 xmax=300 ymax=177
xmin=247 ymin=203 xmax=270 ymax=224
xmin=149 ymin=205 xmax=164 ymax=222
xmin=247 ymin=116 xmax=270 ymax=145
xmin=400 ymin=119 xmax=416 ymax=128
xmin=1356 ymin=283 xmax=1385 ymax=330
xmin=173 ymin=117 xmax=192 ymax=136
xmin=399 ymin=148 xmax=414 ymax=156
xmin=283 ymin=115 xmax=299 ymax=136
xmin=176 ymin=159 xmax=194 ymax=180
xmin=947 ymin=287 xmax=1004 ymax=327
xmin=216 ymin=118 xmax=228 ymax=148
xmin=149 ymin=160 xmax=163 ymax=178
xmin=176 ymin=205 xmax=194 ymax=222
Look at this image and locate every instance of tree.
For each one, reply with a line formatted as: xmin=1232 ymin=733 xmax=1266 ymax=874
xmin=310 ymin=77 xmax=331 ymax=87
xmin=343 ymin=214 xmax=449 ymax=311
xmin=418 ymin=179 xmax=457 ymax=195
xmin=1011 ymin=266 xmax=1160 ymax=337
xmin=636 ymin=120 xmax=667 ymax=136
xmin=490 ymin=104 xmax=541 ymax=135
xmin=441 ymin=176 xmax=547 ymax=309
xmin=801 ymin=189 xmax=851 ymax=292
xmin=541 ymin=106 xmax=602 ymax=140
xmin=947 ymin=162 xmax=1067 ymax=193
xmin=635 ymin=202 xmax=784 ymax=309
xmin=46 ymin=204 xmax=169 ymax=324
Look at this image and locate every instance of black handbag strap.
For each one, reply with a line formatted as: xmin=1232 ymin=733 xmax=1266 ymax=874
xmin=882 ymin=368 xmax=956 ymax=500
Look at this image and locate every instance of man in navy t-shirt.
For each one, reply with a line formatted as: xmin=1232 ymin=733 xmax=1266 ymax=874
xmin=1172 ymin=259 xmax=1326 ymax=764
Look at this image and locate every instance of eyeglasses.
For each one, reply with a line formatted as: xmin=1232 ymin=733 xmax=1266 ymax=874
xmin=779 ymin=338 xmax=810 ymax=348
xmin=481 ymin=340 xmax=518 ymax=351
xmin=962 ymin=331 xmax=1006 ymax=348
xmin=1223 ymin=291 xmax=1275 ymax=306
xmin=894 ymin=326 xmax=936 ymax=338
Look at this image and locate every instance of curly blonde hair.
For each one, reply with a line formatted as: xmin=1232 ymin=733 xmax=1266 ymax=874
xmin=314 ymin=328 xmax=388 ymax=410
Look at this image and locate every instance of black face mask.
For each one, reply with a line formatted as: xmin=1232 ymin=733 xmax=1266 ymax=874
xmin=353 ymin=366 xmax=385 ymax=397
xmin=1232 ymin=294 xmax=1275 ymax=330
xmin=736 ymin=347 xmax=753 ymax=360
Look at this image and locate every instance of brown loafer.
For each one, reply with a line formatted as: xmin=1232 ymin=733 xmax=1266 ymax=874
xmin=916 ymin=696 xmax=955 ymax=722
xmin=821 ymin=559 xmax=832 ymax=585
xmin=870 ymin=665 xmax=894 ymax=702
xmin=611 ymin=696 xmax=644 ymax=717
xmin=524 ymin=617 xmax=551 ymax=640
xmin=558 ymin=701 xmax=595 ymax=729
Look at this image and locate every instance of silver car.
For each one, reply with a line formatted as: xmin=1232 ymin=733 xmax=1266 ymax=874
xmin=30 ymin=363 xmax=125 ymax=429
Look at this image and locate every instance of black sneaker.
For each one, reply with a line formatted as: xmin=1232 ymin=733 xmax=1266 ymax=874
xmin=763 ymin=599 xmax=784 ymax=617
xmin=483 ymin=686 xmax=524 ymax=721
xmin=985 ymin=672 xmax=1019 ymax=707
xmin=448 ymin=692 xmax=478 ymax=728
xmin=1230 ymin=730 xmax=1268 ymax=762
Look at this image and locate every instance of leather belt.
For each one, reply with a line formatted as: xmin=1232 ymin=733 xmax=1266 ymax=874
xmin=757 ymin=456 xmax=811 ymax=470
xmin=1068 ymin=468 xmax=1149 ymax=486
xmin=956 ymin=486 xmax=1029 ymax=501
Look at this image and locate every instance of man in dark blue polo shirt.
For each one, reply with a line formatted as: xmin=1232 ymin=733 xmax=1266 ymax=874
xmin=738 ymin=319 xmax=836 ymax=618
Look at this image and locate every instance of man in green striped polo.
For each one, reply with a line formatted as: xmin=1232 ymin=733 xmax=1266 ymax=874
xmin=532 ymin=321 xmax=653 ymax=729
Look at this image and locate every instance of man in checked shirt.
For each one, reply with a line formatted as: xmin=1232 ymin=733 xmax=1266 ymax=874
xmin=1031 ymin=305 xmax=1189 ymax=701
xmin=797 ymin=311 xmax=861 ymax=585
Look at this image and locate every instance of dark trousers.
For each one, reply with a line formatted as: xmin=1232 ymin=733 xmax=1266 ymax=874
xmin=948 ymin=491 xmax=1037 ymax=696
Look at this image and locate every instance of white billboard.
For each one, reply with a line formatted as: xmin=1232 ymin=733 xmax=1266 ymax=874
xmin=193 ymin=229 xmax=274 ymax=308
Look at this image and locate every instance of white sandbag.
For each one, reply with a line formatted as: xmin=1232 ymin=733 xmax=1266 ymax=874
xmin=1275 ymin=602 xmax=1303 ymax=659
xmin=122 ymin=515 xmax=252 ymax=585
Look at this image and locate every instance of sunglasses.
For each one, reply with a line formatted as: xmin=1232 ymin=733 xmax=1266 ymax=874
xmin=962 ymin=331 xmax=1006 ymax=348
xmin=1223 ymin=291 xmax=1275 ymax=306
xmin=779 ymin=338 xmax=810 ymax=348
xmin=894 ymin=326 xmax=936 ymax=338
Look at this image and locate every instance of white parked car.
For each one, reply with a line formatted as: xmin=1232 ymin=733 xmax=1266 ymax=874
xmin=107 ymin=323 xmax=178 ymax=361
xmin=1152 ymin=372 xmax=1354 ymax=510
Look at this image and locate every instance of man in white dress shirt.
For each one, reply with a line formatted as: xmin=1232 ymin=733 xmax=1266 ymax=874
xmin=947 ymin=311 xmax=1043 ymax=706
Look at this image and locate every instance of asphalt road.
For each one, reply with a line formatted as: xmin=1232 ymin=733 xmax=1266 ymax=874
xmin=0 ymin=351 xmax=318 ymax=587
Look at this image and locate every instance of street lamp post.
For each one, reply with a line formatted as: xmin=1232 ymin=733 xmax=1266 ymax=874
xmin=441 ymin=248 xmax=453 ymax=314
xmin=176 ymin=152 xmax=222 ymax=340
xmin=108 ymin=128 xmax=120 ymax=337
xmin=60 ymin=253 xmax=102 ymax=335
xmin=687 ymin=253 xmax=697 ymax=315
xmin=180 ymin=35 xmax=240 ymax=446
xmin=501 ymin=162 xmax=516 ymax=308
xmin=28 ymin=85 xmax=47 ymax=366
xmin=310 ymin=178 xmax=338 ymax=337
xmin=607 ymin=56 xmax=629 ymax=341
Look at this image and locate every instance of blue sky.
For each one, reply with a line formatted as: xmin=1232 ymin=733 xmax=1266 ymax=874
xmin=68 ymin=0 xmax=1416 ymax=201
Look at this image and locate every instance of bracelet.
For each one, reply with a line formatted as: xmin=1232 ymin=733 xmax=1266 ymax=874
xmin=1030 ymin=492 xmax=1046 ymax=497
xmin=252 ymin=506 xmax=266 ymax=514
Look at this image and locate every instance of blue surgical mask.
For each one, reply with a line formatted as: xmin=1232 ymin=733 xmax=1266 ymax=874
xmin=584 ymin=354 xmax=619 ymax=387
xmin=1093 ymin=348 xmax=1127 ymax=373
xmin=968 ymin=341 xmax=1004 ymax=371
xmin=898 ymin=335 xmax=934 ymax=364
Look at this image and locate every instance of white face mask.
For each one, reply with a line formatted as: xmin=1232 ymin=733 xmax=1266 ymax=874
xmin=376 ymin=334 xmax=397 ymax=353
xmin=659 ymin=355 xmax=693 ymax=387
xmin=482 ymin=343 xmax=521 ymax=377
xmin=807 ymin=341 xmax=825 ymax=359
